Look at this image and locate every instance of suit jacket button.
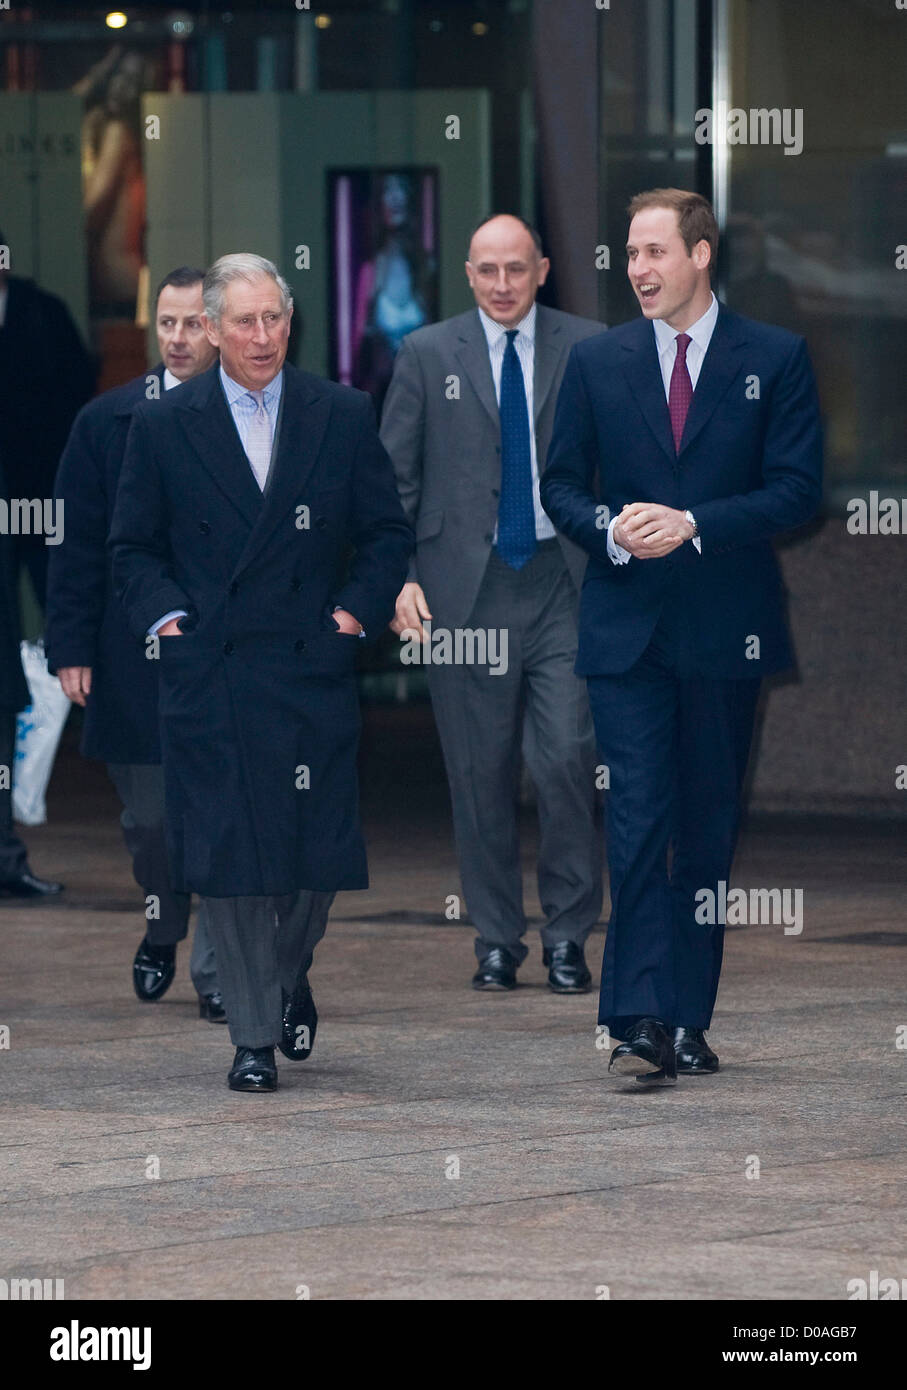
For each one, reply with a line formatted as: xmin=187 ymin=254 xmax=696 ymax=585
xmin=228 ymin=581 xmax=238 ymax=595
xmin=484 ymin=533 xmax=493 ymax=544
xmin=294 ymin=639 xmax=306 ymax=653
xmin=223 ymin=640 xmax=235 ymax=655
xmin=199 ymin=521 xmax=211 ymax=535
xmin=492 ymin=488 xmax=500 ymax=498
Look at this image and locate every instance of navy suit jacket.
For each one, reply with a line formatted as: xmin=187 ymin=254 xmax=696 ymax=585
xmin=45 ymin=367 xmax=167 ymax=762
xmin=540 ymin=304 xmax=823 ymax=679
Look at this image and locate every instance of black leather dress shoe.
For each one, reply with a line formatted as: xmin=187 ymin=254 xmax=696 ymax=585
xmin=132 ymin=938 xmax=176 ymax=1002
xmin=471 ymin=947 xmax=517 ymax=991
xmin=228 ymin=1046 xmax=277 ymax=1092
xmin=279 ymin=977 xmax=317 ymax=1060
xmin=673 ymin=1026 xmax=719 ymax=1073
xmin=0 ymin=870 xmax=63 ymax=898
xmin=198 ymin=991 xmax=228 ymax=1024
xmin=608 ymin=1016 xmax=677 ymax=1086
xmin=542 ymin=941 xmax=592 ymax=993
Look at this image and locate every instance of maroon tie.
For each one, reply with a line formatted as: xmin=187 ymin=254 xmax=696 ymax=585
xmin=668 ymin=332 xmax=693 ymax=453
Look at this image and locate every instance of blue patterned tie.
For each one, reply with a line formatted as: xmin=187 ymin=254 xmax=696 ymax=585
xmin=495 ymin=329 xmax=536 ymax=570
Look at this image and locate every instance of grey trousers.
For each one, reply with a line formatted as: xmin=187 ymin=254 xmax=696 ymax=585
xmin=201 ymin=891 xmax=335 ymax=1048
xmin=428 ymin=540 xmax=603 ymax=964
xmin=106 ymin=762 xmax=217 ymax=996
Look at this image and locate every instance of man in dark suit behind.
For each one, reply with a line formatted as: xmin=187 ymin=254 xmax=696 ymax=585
xmin=381 ymin=215 xmax=603 ymax=995
xmin=110 ymin=253 xmax=412 ymax=1092
xmin=541 ymin=190 xmax=822 ymax=1085
xmin=46 ymin=267 xmax=224 ymax=1019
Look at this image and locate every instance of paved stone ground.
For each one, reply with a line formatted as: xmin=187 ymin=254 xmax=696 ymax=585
xmin=1 ymin=707 xmax=905 ymax=1300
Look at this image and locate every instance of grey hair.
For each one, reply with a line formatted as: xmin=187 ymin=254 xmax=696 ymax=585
xmin=202 ymin=252 xmax=293 ymax=325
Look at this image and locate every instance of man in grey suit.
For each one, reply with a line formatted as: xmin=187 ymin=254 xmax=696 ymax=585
xmin=380 ymin=214 xmax=604 ymax=992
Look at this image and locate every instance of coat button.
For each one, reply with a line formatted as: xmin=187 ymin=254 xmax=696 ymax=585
xmin=315 ymin=517 xmax=327 ymax=530
xmin=199 ymin=521 xmax=211 ymax=535
xmin=291 ymin=579 xmax=302 ymax=592
xmin=294 ymin=639 xmax=306 ymax=653
xmin=223 ymin=640 xmax=235 ymax=655
xmin=492 ymin=488 xmax=500 ymax=498
xmin=228 ymin=581 xmax=238 ymax=595
xmin=484 ymin=533 xmax=493 ymax=543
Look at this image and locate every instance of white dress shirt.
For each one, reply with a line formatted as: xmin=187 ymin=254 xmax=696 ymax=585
xmin=218 ymin=364 xmax=283 ymax=481
xmin=478 ymin=302 xmax=556 ymax=543
xmin=607 ymin=291 xmax=718 ymax=564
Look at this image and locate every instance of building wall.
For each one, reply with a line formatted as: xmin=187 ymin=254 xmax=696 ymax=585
xmin=752 ymin=519 xmax=907 ymax=817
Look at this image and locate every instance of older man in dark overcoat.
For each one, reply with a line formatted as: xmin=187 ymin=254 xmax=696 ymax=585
xmin=110 ymin=253 xmax=412 ymax=1092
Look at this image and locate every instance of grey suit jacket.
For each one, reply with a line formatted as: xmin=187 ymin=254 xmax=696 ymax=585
xmin=380 ymin=303 xmax=605 ymax=630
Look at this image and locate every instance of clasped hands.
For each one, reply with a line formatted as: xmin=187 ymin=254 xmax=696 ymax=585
xmin=612 ymin=502 xmax=695 ymax=559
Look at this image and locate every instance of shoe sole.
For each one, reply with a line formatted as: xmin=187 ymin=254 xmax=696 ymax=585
xmin=228 ymin=1079 xmax=277 ymax=1092
xmin=472 ymin=981 xmax=516 ymax=991
xmin=547 ymin=982 xmax=592 ymax=994
xmin=676 ymin=1063 xmax=719 ymax=1074
xmin=609 ymin=1054 xmax=677 ymax=1086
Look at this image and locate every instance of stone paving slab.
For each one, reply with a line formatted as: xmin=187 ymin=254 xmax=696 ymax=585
xmin=0 ymin=731 xmax=905 ymax=1299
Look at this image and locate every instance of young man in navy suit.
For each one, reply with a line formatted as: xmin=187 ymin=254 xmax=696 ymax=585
xmin=541 ymin=189 xmax=822 ymax=1084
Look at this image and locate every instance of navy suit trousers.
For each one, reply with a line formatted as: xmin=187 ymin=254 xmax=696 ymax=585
xmin=587 ymin=609 xmax=761 ymax=1037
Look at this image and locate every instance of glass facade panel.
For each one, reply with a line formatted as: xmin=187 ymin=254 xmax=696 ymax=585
xmin=720 ymin=0 xmax=907 ymax=497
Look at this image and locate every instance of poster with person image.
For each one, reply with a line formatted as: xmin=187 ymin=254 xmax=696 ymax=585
xmin=329 ymin=168 xmax=439 ymax=416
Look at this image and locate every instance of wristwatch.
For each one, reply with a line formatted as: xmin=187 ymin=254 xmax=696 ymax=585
xmin=683 ymin=509 xmax=699 ymax=539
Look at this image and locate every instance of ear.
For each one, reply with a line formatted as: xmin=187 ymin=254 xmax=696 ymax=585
xmin=202 ymin=314 xmax=219 ymax=348
xmin=536 ymin=257 xmax=551 ymax=286
xmin=692 ymin=239 xmax=712 ymax=272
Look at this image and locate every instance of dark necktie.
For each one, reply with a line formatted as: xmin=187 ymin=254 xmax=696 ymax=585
xmin=668 ymin=331 xmax=693 ymax=453
xmin=495 ymin=328 xmax=536 ymax=570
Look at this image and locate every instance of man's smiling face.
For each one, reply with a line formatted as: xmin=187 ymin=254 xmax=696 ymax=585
xmin=626 ymin=205 xmax=712 ymax=330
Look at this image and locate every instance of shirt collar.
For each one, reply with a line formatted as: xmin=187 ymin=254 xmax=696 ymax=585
xmin=163 ymin=368 xmax=181 ymax=391
xmin=219 ymin=363 xmax=283 ymax=407
xmin=478 ymin=301 xmax=537 ymax=349
xmin=653 ymin=291 xmax=718 ymax=357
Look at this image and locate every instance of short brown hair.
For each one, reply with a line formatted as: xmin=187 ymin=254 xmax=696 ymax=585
xmin=627 ymin=189 xmax=718 ymax=268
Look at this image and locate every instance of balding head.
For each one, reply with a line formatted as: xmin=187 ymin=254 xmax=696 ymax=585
xmin=466 ymin=214 xmax=550 ymax=328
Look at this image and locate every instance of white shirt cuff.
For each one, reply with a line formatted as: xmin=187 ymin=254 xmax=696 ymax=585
xmin=148 ymin=609 xmax=187 ymax=636
xmin=606 ymin=515 xmax=631 ymax=565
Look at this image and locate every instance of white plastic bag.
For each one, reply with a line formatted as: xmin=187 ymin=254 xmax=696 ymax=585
xmin=12 ymin=639 xmax=70 ymax=826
